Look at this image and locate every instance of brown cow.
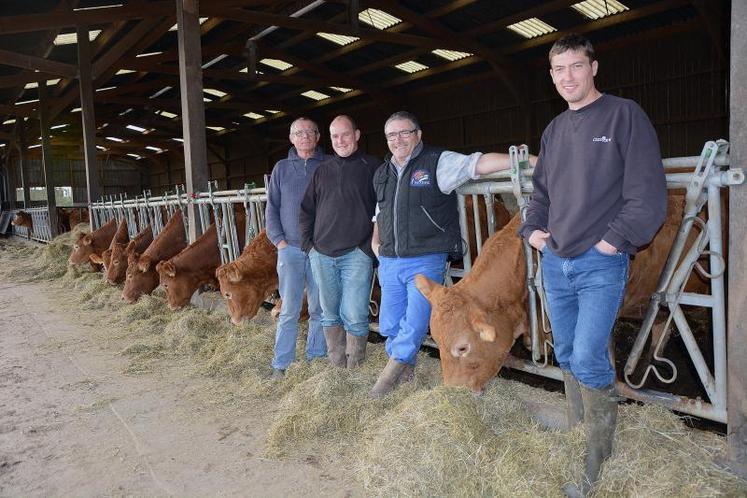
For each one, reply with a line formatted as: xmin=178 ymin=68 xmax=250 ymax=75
xmin=68 ymin=218 xmax=118 ymax=268
xmin=69 ymin=208 xmax=90 ymax=228
xmin=156 ymin=211 xmax=247 ymax=310
xmin=12 ymin=211 xmax=33 ymax=239
xmin=215 ymin=230 xmax=277 ymax=325
xmin=106 ymin=225 xmax=153 ymax=285
xmin=93 ymin=218 xmax=129 ymax=268
xmin=416 ymin=196 xmax=703 ymax=393
xmin=122 ymin=210 xmax=187 ymax=303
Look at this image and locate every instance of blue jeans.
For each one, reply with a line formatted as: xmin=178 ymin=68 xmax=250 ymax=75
xmin=378 ymin=253 xmax=447 ymax=366
xmin=541 ymin=245 xmax=629 ymax=389
xmin=272 ymin=245 xmax=326 ymax=370
xmin=309 ymin=247 xmax=373 ymax=337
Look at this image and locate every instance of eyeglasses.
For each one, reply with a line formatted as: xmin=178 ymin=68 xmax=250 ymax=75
xmin=385 ymin=129 xmax=418 ymax=141
xmin=292 ymin=129 xmax=318 ymax=138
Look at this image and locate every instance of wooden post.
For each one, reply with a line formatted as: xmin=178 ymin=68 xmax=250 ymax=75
xmin=77 ymin=25 xmax=102 ymax=207
xmin=38 ymin=80 xmax=58 ymax=237
xmin=727 ymin=0 xmax=747 ymax=480
xmin=176 ymin=0 xmax=209 ymax=242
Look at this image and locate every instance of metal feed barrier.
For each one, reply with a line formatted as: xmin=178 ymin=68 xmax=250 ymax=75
xmin=10 ymin=207 xmax=54 ymax=242
xmin=453 ymin=139 xmax=742 ymax=423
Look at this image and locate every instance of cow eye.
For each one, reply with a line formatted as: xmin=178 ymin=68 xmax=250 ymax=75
xmin=113 ymin=260 xmax=119 ymax=266
xmin=163 ymin=283 xmax=168 ymax=289
xmin=224 ymin=292 xmax=232 ymax=300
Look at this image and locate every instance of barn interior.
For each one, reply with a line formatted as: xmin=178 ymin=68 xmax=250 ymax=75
xmin=1 ymin=0 xmax=746 ymax=487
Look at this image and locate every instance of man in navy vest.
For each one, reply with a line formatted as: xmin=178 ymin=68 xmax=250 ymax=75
xmin=369 ymin=111 xmax=533 ymax=397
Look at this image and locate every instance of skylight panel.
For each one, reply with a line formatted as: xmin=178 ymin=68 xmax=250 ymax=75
xmin=301 ymin=90 xmax=330 ymax=101
xmin=172 ymin=138 xmax=184 ymax=142
xmin=329 ymin=87 xmax=352 ymax=93
xmin=126 ymin=153 xmax=142 ymax=160
xmin=73 ymin=4 xmax=122 ymax=11
xmin=204 ymin=88 xmax=227 ymax=98
xmin=168 ymin=17 xmax=209 ymax=31
xmin=207 ymin=126 xmax=225 ymax=132
xmin=202 ymin=54 xmax=227 ymax=69
xmin=106 ymin=136 xmax=126 ymax=143
xmin=358 ymin=8 xmax=401 ymax=30
xmin=265 ymin=110 xmax=280 ymax=114
xmin=3 ymin=119 xmax=16 ymax=125
xmin=149 ymin=86 xmax=172 ymax=99
xmin=395 ymin=61 xmax=428 ymax=74
xmin=243 ymin=112 xmax=264 ymax=120
xmin=0 ymin=143 xmax=5 ymax=147
xmin=28 ymin=144 xmax=42 ymax=149
xmin=432 ymin=49 xmax=473 ymax=62
xmin=126 ymin=124 xmax=147 ymax=133
xmin=53 ymin=30 xmax=101 ymax=46
xmin=119 ymin=108 xmax=134 ymax=116
xmin=96 ymin=145 xmax=108 ymax=151
xmin=15 ymin=99 xmax=39 ymax=105
xmin=116 ymin=69 xmax=135 ymax=75
xmin=96 ymin=86 xmax=117 ymax=92
xmin=136 ymin=51 xmax=163 ymax=58
xmin=572 ymin=0 xmax=629 ymax=20
xmin=24 ymin=79 xmax=61 ymax=90
xmin=71 ymin=107 xmax=82 ymax=113
xmin=239 ymin=67 xmax=264 ymax=74
xmin=145 ymin=146 xmax=164 ymax=153
xmin=507 ymin=18 xmax=557 ymax=39
xmin=157 ymin=110 xmax=178 ymax=119
xmin=317 ymin=32 xmax=360 ymax=46
xmin=260 ymin=58 xmax=293 ymax=71
xmin=50 ymin=124 xmax=69 ymax=130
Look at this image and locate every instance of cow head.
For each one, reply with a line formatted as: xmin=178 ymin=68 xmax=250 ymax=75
xmin=216 ymin=264 xmax=275 ymax=325
xmin=415 ymin=275 xmax=526 ymax=393
xmin=122 ymin=252 xmax=158 ymax=303
xmin=105 ymin=242 xmax=129 ymax=284
xmin=12 ymin=211 xmax=33 ymax=228
xmin=156 ymin=260 xmax=199 ymax=310
xmin=69 ymin=233 xmax=96 ymax=265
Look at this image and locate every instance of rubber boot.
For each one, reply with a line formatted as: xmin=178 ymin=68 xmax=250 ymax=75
xmin=345 ymin=332 xmax=368 ymax=369
xmin=324 ymin=325 xmax=347 ymax=368
xmin=563 ymin=384 xmax=618 ymax=498
xmin=526 ymin=370 xmax=584 ymax=431
xmin=369 ymin=358 xmax=407 ymax=399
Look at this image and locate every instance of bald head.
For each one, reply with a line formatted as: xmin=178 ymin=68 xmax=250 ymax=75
xmin=329 ymin=115 xmax=360 ymax=158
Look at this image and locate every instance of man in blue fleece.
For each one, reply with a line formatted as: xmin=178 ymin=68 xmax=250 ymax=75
xmin=265 ymin=117 xmax=328 ymax=378
xmin=519 ymin=34 xmax=667 ymax=497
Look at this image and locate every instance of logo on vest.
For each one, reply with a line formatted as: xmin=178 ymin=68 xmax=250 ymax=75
xmin=410 ymin=169 xmax=431 ymax=187
xmin=593 ymin=135 xmax=612 ymax=143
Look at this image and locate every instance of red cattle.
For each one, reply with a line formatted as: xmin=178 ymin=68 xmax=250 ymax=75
xmin=122 ymin=210 xmax=187 ymax=303
xmin=92 ymin=218 xmax=129 ymax=268
xmin=156 ymin=211 xmax=247 ymax=310
xmin=69 ymin=208 xmax=90 ymax=229
xmin=215 ymin=230 xmax=277 ymax=325
xmin=12 ymin=211 xmax=33 ymax=239
xmin=106 ymin=225 xmax=153 ymax=285
xmin=416 ymin=196 xmax=705 ymax=393
xmin=68 ymin=218 xmax=118 ymax=268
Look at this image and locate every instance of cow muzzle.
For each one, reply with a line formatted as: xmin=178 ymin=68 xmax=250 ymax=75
xmin=450 ymin=341 xmax=471 ymax=358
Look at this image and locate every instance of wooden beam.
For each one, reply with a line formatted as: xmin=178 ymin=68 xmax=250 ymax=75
xmin=0 ymin=48 xmax=77 ymax=78
xmin=176 ymin=0 xmax=209 ymax=241
xmin=77 ymin=25 xmax=101 ymax=205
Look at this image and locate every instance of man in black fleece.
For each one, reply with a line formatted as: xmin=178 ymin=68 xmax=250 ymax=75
xmin=300 ymin=115 xmax=380 ymax=369
xmin=519 ymin=34 xmax=667 ymax=497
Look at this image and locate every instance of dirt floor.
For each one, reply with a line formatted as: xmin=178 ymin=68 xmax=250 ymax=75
xmin=0 ymin=281 xmax=360 ymax=497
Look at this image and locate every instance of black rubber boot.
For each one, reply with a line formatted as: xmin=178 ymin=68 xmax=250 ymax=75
xmin=369 ymin=358 xmax=408 ymax=398
xmin=324 ymin=325 xmax=347 ymax=368
xmin=563 ymin=384 xmax=618 ymax=498
xmin=345 ymin=332 xmax=368 ymax=369
xmin=526 ymin=370 xmax=584 ymax=431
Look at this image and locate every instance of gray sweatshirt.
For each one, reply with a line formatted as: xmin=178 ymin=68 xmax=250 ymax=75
xmin=265 ymin=146 xmax=328 ymax=248
xmin=519 ymin=94 xmax=667 ymax=257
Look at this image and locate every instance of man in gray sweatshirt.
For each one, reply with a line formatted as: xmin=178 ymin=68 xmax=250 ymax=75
xmin=265 ymin=117 xmax=328 ymax=378
xmin=519 ymin=34 xmax=667 ymax=497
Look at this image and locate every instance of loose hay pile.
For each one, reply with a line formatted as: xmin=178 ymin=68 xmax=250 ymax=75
xmin=1 ymin=232 xmax=745 ymax=497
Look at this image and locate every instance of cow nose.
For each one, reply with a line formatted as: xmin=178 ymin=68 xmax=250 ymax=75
xmin=450 ymin=341 xmax=471 ymax=358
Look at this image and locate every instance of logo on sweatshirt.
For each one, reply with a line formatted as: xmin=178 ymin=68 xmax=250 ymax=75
xmin=593 ymin=135 xmax=612 ymax=143
xmin=410 ymin=169 xmax=431 ymax=187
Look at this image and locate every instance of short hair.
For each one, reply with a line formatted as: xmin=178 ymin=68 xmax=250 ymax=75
xmin=548 ymin=33 xmax=596 ymax=64
xmin=289 ymin=117 xmax=319 ymax=134
xmin=384 ymin=111 xmax=420 ymax=131
xmin=332 ymin=114 xmax=358 ymax=131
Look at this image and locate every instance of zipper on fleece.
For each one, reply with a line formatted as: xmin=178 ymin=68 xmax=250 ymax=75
xmin=420 ymin=205 xmax=446 ymax=232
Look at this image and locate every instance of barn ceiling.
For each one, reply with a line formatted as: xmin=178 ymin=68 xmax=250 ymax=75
xmin=0 ymin=0 xmax=723 ymax=165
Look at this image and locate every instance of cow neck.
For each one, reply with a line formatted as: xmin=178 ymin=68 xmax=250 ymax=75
xmin=457 ymin=218 xmax=527 ymax=309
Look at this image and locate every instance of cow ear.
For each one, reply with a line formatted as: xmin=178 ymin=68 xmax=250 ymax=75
xmin=138 ymin=256 xmax=151 ymax=273
xmin=163 ymin=261 xmax=176 ymax=278
xmin=414 ymin=274 xmax=443 ymax=302
xmin=82 ymin=234 xmax=93 ymax=246
xmin=471 ymin=316 xmax=496 ymax=342
xmin=227 ymin=267 xmax=243 ymax=283
xmin=89 ymin=253 xmax=103 ymax=264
